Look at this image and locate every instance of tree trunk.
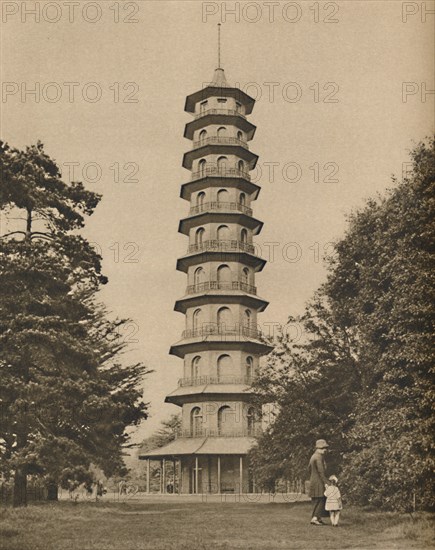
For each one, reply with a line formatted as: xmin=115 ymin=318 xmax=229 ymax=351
xmin=13 ymin=426 xmax=29 ymax=507
xmin=13 ymin=466 xmax=27 ymax=507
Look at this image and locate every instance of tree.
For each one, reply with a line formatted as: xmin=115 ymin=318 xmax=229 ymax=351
xmin=250 ymin=299 xmax=361 ymax=490
xmin=139 ymin=415 xmax=181 ymax=492
xmin=251 ymin=137 xmax=434 ymax=510
xmin=140 ymin=414 xmax=182 ymax=453
xmin=332 ymin=137 xmax=435 ymax=510
xmin=0 ymin=141 xmax=150 ymax=505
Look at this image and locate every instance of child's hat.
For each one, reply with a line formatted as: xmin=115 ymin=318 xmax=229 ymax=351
xmin=329 ymin=475 xmax=338 ymax=482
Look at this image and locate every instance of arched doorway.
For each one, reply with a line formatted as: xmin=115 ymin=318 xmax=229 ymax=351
xmin=217 ymin=126 xmax=227 ymax=138
xmin=196 ymin=191 xmax=206 ymax=210
xmin=247 ymin=406 xmax=256 ymax=436
xmin=217 ymin=225 xmax=231 ymax=250
xmin=191 ymin=356 xmax=201 ymax=380
xmin=199 ymin=129 xmax=207 ymax=144
xmin=193 ymin=308 xmax=203 ymax=333
xmin=217 ymin=405 xmax=233 ymax=436
xmin=217 ymin=354 xmax=233 ymax=381
xmin=198 ymin=159 xmax=206 ymax=177
xmin=191 ymin=407 xmax=203 ymax=436
xmin=217 ymin=156 xmax=228 ymax=174
xmin=246 ymin=356 xmax=253 ymax=380
xmin=217 ymin=264 xmax=231 ymax=290
xmin=217 ymin=189 xmax=229 ymax=208
xmin=195 ymin=228 xmax=205 ymax=249
xmin=217 ymin=306 xmax=233 ymax=333
xmin=193 ymin=267 xmax=205 ymax=289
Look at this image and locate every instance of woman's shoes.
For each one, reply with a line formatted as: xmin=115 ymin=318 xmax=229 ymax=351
xmin=310 ymin=518 xmax=323 ymax=525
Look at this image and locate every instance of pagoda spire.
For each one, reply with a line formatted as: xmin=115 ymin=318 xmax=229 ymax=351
xmin=218 ymin=23 xmax=221 ymax=69
xmin=209 ymin=24 xmax=230 ymax=88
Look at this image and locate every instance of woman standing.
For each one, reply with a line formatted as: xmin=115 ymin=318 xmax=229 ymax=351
xmin=308 ymin=439 xmax=330 ymax=525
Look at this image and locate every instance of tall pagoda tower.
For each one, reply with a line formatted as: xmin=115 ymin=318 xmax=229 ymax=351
xmin=140 ymin=57 xmax=272 ymax=494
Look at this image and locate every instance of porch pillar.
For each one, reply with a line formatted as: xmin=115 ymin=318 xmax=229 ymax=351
xmin=194 ymin=456 xmax=199 ymax=494
xmin=162 ymin=459 xmax=166 ymax=494
xmin=146 ymin=459 xmax=150 ymax=494
xmin=217 ymin=455 xmax=221 ymax=494
xmin=239 ymin=456 xmax=243 ymax=494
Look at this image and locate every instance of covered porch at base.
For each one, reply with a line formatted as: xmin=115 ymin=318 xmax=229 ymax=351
xmin=138 ymin=437 xmax=257 ymax=494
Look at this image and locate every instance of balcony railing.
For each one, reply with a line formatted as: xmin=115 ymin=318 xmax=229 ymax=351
xmin=192 ymin=136 xmax=249 ymax=150
xmin=191 ymin=167 xmax=251 ymax=182
xmin=186 ymin=280 xmax=257 ymax=295
xmin=175 ymin=427 xmax=262 ymax=439
xmin=178 ymin=375 xmax=254 ymax=387
xmin=194 ymin=108 xmax=247 ymax=121
xmin=182 ymin=325 xmax=263 ymax=340
xmin=189 ymin=201 xmax=253 ymax=217
xmin=187 ymin=240 xmax=255 ymax=255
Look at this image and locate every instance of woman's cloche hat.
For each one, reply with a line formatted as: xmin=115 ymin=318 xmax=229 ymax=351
xmin=315 ymin=439 xmax=329 ymax=449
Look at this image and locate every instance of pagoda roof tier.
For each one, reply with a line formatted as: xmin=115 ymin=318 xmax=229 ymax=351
xmin=185 ymin=84 xmax=255 ymax=116
xmin=178 ymin=211 xmax=263 ymax=236
xmin=174 ymin=292 xmax=269 ymax=315
xmin=176 ymin=250 xmax=266 ymax=274
xmin=139 ymin=436 xmax=256 ymax=459
xmin=180 ymin=176 xmax=261 ymax=202
xmin=165 ymin=382 xmax=254 ymax=406
xmin=169 ymin=336 xmax=273 ymax=359
xmin=184 ymin=112 xmax=256 ymax=141
xmin=182 ymin=144 xmax=258 ymax=170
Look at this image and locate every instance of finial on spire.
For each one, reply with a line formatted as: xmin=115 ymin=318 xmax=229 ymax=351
xmin=217 ymin=23 xmax=221 ymax=69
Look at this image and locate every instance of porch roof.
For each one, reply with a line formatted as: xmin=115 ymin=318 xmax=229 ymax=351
xmin=138 ymin=437 xmax=256 ymax=459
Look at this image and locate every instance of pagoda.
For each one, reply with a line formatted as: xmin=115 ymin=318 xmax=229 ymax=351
xmin=139 ymin=54 xmax=272 ymax=494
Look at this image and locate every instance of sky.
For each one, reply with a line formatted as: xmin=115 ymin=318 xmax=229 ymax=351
xmin=1 ymin=0 xmax=434 ymax=442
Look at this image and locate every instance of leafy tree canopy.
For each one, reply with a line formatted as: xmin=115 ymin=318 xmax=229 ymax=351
xmin=251 ymin=137 xmax=435 ymax=511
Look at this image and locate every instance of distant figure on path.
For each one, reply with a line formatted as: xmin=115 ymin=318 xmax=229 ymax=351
xmin=308 ymin=439 xmax=330 ymax=525
xmin=119 ymin=480 xmax=127 ymax=496
xmin=324 ymin=475 xmax=342 ymax=527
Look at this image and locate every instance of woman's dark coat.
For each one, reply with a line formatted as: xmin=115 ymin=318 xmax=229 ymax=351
xmin=308 ymin=450 xmax=329 ymax=498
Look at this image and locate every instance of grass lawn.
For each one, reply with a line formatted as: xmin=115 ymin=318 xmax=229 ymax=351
xmin=0 ymin=500 xmax=433 ymax=550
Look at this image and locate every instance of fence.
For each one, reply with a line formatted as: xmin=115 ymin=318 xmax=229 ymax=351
xmin=0 ymin=481 xmax=48 ymax=505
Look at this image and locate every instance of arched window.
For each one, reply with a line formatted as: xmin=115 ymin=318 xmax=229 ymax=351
xmin=244 ymin=309 xmax=252 ymax=329
xmin=218 ymin=405 xmax=232 ymax=435
xmin=246 ymin=356 xmax=253 ymax=379
xmin=241 ymin=228 xmax=248 ymax=243
xmin=195 ymin=227 xmax=205 ymax=247
xmin=217 ymin=307 xmax=233 ymax=331
xmin=242 ymin=267 xmax=250 ymax=285
xmin=217 ymin=156 xmax=228 ymax=173
xmin=193 ymin=309 xmax=203 ymax=332
xmin=239 ymin=192 xmax=246 ymax=206
xmin=217 ymin=354 xmax=233 ymax=381
xmin=217 ymin=189 xmax=229 ymax=205
xmin=191 ymin=407 xmax=202 ymax=436
xmin=217 ymin=126 xmax=227 ymax=138
xmin=247 ymin=406 xmax=255 ymax=435
xmin=198 ymin=159 xmax=206 ymax=176
xmin=236 ymin=102 xmax=242 ymax=113
xmin=199 ymin=129 xmax=207 ymax=143
xmin=238 ymin=160 xmax=244 ymax=172
xmin=237 ymin=131 xmax=243 ymax=141
xmin=193 ymin=267 xmax=205 ymax=287
xmin=191 ymin=356 xmax=201 ymax=380
xmin=217 ymin=264 xmax=231 ymax=288
xmin=196 ymin=192 xmax=206 ymax=208
xmin=217 ymin=225 xmax=230 ymax=245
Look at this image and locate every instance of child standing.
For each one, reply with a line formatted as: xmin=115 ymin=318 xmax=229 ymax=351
xmin=324 ymin=475 xmax=342 ymax=526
